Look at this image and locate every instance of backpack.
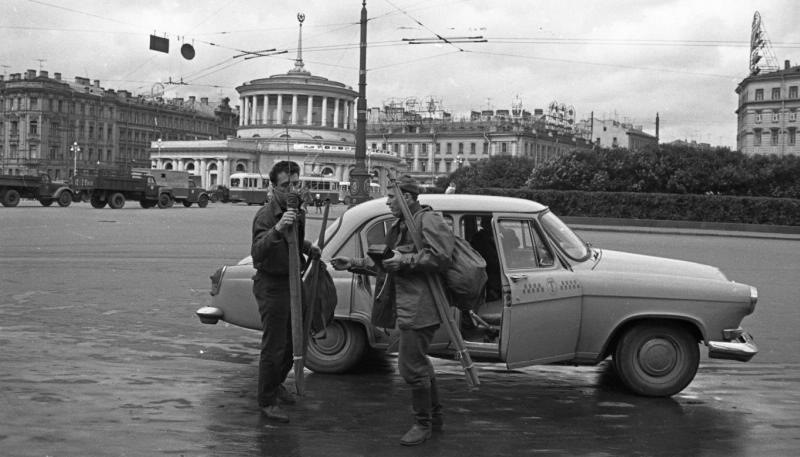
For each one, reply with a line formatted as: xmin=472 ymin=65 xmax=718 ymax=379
xmin=445 ymin=236 xmax=488 ymax=311
xmin=413 ymin=210 xmax=488 ymax=311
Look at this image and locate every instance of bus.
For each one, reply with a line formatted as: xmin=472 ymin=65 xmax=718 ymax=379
xmin=339 ymin=181 xmax=382 ymax=204
xmin=227 ymin=172 xmax=271 ymax=205
xmin=300 ymin=175 xmax=341 ymax=204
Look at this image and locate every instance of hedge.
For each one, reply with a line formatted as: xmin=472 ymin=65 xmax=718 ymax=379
xmin=468 ymin=188 xmax=800 ymax=226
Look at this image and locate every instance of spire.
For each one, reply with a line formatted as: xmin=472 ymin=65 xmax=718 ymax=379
xmin=289 ymin=12 xmax=310 ymax=74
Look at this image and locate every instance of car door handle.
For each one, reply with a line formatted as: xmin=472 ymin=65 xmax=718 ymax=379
xmin=509 ymin=274 xmax=527 ymax=282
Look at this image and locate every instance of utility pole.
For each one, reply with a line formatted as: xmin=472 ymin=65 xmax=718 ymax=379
xmin=348 ymin=0 xmax=371 ymax=206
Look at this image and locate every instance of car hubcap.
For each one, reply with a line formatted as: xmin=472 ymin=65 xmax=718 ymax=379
xmin=638 ymin=337 xmax=677 ymax=377
xmin=312 ymin=322 xmax=346 ymax=357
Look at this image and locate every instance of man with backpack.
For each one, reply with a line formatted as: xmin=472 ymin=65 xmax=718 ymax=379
xmin=331 ymin=175 xmax=454 ymax=446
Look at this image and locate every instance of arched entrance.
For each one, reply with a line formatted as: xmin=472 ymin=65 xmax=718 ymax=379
xmin=207 ymin=162 xmax=218 ymax=187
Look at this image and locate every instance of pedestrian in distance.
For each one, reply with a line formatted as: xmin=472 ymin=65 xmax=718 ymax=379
xmin=444 ymin=183 xmax=456 ymax=194
xmin=331 ymin=175 xmax=455 ymax=446
xmin=250 ymin=160 xmax=320 ymax=423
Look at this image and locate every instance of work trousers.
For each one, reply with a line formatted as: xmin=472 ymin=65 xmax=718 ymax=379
xmin=253 ymin=272 xmax=293 ymax=408
xmin=398 ymin=325 xmax=438 ymax=389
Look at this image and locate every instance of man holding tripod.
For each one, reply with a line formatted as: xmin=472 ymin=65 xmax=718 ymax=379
xmin=250 ymin=160 xmax=319 ymax=423
xmin=332 ymin=175 xmax=455 ymax=445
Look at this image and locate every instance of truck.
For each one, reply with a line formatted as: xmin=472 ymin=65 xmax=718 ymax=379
xmin=72 ymin=169 xmax=174 ymax=209
xmin=0 ymin=173 xmax=75 ymax=207
xmin=134 ymin=169 xmax=210 ymax=208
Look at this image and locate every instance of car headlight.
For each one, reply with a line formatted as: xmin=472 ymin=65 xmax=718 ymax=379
xmin=749 ymin=285 xmax=758 ymax=307
xmin=209 ymin=266 xmax=227 ymax=296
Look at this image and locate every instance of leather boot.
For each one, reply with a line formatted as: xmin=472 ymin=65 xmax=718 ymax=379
xmin=400 ymin=388 xmax=432 ymax=446
xmin=430 ymin=377 xmax=443 ymax=432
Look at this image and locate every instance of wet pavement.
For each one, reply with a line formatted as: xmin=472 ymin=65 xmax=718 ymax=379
xmin=1 ymin=202 xmax=798 ymax=456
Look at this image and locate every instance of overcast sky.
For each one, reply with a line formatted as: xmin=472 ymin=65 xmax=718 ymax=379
xmin=2 ymin=0 xmax=799 ymax=148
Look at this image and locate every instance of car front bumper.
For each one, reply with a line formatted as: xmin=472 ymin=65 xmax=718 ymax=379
xmin=708 ymin=328 xmax=758 ymax=362
xmin=196 ymin=306 xmax=223 ymax=325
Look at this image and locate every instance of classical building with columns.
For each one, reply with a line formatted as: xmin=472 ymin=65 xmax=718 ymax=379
xmin=150 ymin=17 xmax=404 ymax=190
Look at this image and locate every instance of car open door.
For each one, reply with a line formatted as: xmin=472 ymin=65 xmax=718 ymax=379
xmin=495 ymin=216 xmax=582 ymax=368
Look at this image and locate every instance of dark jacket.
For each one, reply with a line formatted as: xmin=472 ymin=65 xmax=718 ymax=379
xmin=251 ymin=196 xmax=309 ymax=275
xmin=350 ymin=202 xmax=454 ymax=329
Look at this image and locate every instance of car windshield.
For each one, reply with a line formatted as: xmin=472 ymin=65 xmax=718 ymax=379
xmin=539 ymin=211 xmax=590 ymax=261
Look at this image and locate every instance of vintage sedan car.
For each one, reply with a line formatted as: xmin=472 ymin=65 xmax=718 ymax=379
xmin=197 ymin=195 xmax=758 ymax=397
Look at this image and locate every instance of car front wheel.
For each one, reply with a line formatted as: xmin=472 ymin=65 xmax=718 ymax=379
xmin=613 ymin=322 xmax=699 ymax=397
xmin=305 ymin=320 xmax=367 ymax=374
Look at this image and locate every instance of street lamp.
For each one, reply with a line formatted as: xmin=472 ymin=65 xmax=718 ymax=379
xmin=70 ymin=141 xmax=80 ymax=178
xmin=157 ymin=138 xmax=162 ymax=165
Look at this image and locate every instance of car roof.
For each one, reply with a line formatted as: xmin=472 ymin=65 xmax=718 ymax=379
xmin=344 ymin=193 xmax=548 ymax=221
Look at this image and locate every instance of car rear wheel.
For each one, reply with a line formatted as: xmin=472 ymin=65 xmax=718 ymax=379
xmin=305 ymin=320 xmax=367 ymax=374
xmin=197 ymin=195 xmax=209 ymax=208
xmin=613 ymin=322 xmax=699 ymax=397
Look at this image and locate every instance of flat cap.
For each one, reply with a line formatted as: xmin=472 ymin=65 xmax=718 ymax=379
xmin=397 ymin=175 xmax=421 ymax=195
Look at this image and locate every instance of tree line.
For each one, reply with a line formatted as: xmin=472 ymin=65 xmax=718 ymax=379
xmin=444 ymin=144 xmax=800 ymax=199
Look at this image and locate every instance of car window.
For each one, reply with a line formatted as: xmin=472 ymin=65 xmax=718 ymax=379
xmin=498 ymin=219 xmax=554 ymax=269
xmin=539 ymin=211 xmax=590 ymax=261
xmin=332 ymin=231 xmax=358 ymax=259
xmin=365 ymin=217 xmax=393 ymax=247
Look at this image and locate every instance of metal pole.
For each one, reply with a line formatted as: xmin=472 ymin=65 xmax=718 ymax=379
xmin=348 ymin=0 xmax=370 ymax=206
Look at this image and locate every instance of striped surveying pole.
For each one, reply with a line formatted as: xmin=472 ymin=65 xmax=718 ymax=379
xmin=389 ymin=176 xmax=480 ymax=389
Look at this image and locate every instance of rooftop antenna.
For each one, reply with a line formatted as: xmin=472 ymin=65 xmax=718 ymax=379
xmin=750 ymin=11 xmax=779 ymax=75
xmin=35 ymin=59 xmax=46 ymax=71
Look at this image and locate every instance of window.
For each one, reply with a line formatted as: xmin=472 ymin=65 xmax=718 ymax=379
xmin=501 ymin=142 xmax=507 ymax=153
xmin=470 ymin=143 xmax=476 ymax=154
xmin=483 ymin=142 xmax=488 ymax=154
xmin=753 ymin=129 xmax=762 ymax=146
xmin=755 ymin=111 xmax=762 ymax=123
xmin=496 ymin=219 xmax=555 ymax=270
xmin=771 ymin=129 xmax=779 ymax=146
xmin=788 ymin=129 xmax=796 ymax=146
xmin=30 ymin=97 xmax=38 ymax=109
xmin=772 ymin=88 xmax=781 ymax=100
xmin=458 ymin=142 xmax=464 ymax=154
xmin=773 ymin=112 xmax=780 ymax=122
xmin=29 ymin=120 xmax=38 ymax=135
xmin=790 ymin=86 xmax=798 ymax=99
xmin=790 ymin=111 xmax=797 ymax=122
xmin=446 ymin=143 xmax=452 ymax=154
xmin=421 ymin=143 xmax=427 ymax=154
xmin=755 ymin=89 xmax=764 ymax=100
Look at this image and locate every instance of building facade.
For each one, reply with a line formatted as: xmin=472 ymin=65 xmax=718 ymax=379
xmin=366 ymin=107 xmax=594 ymax=185
xmin=735 ymin=61 xmax=800 ymax=156
xmin=0 ymin=69 xmax=239 ymax=178
xmin=150 ymin=23 xmax=404 ymax=191
xmin=575 ymin=117 xmax=658 ymax=152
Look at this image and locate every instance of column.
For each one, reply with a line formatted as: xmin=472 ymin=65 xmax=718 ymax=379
xmin=333 ymin=98 xmax=340 ymax=128
xmin=239 ymin=97 xmax=244 ymax=126
xmin=349 ymin=101 xmax=355 ymax=130
xmin=321 ymin=97 xmax=328 ymax=127
xmin=291 ymin=94 xmax=298 ymax=125
xmin=266 ymin=95 xmax=273 ymax=124
xmin=220 ymin=158 xmax=229 ymax=188
xmin=276 ymin=94 xmax=283 ymax=124
xmin=243 ymin=97 xmax=250 ymax=125
xmin=306 ymin=95 xmax=313 ymax=126
xmin=344 ymin=102 xmax=350 ymax=129
xmin=199 ymin=158 xmax=207 ymax=188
